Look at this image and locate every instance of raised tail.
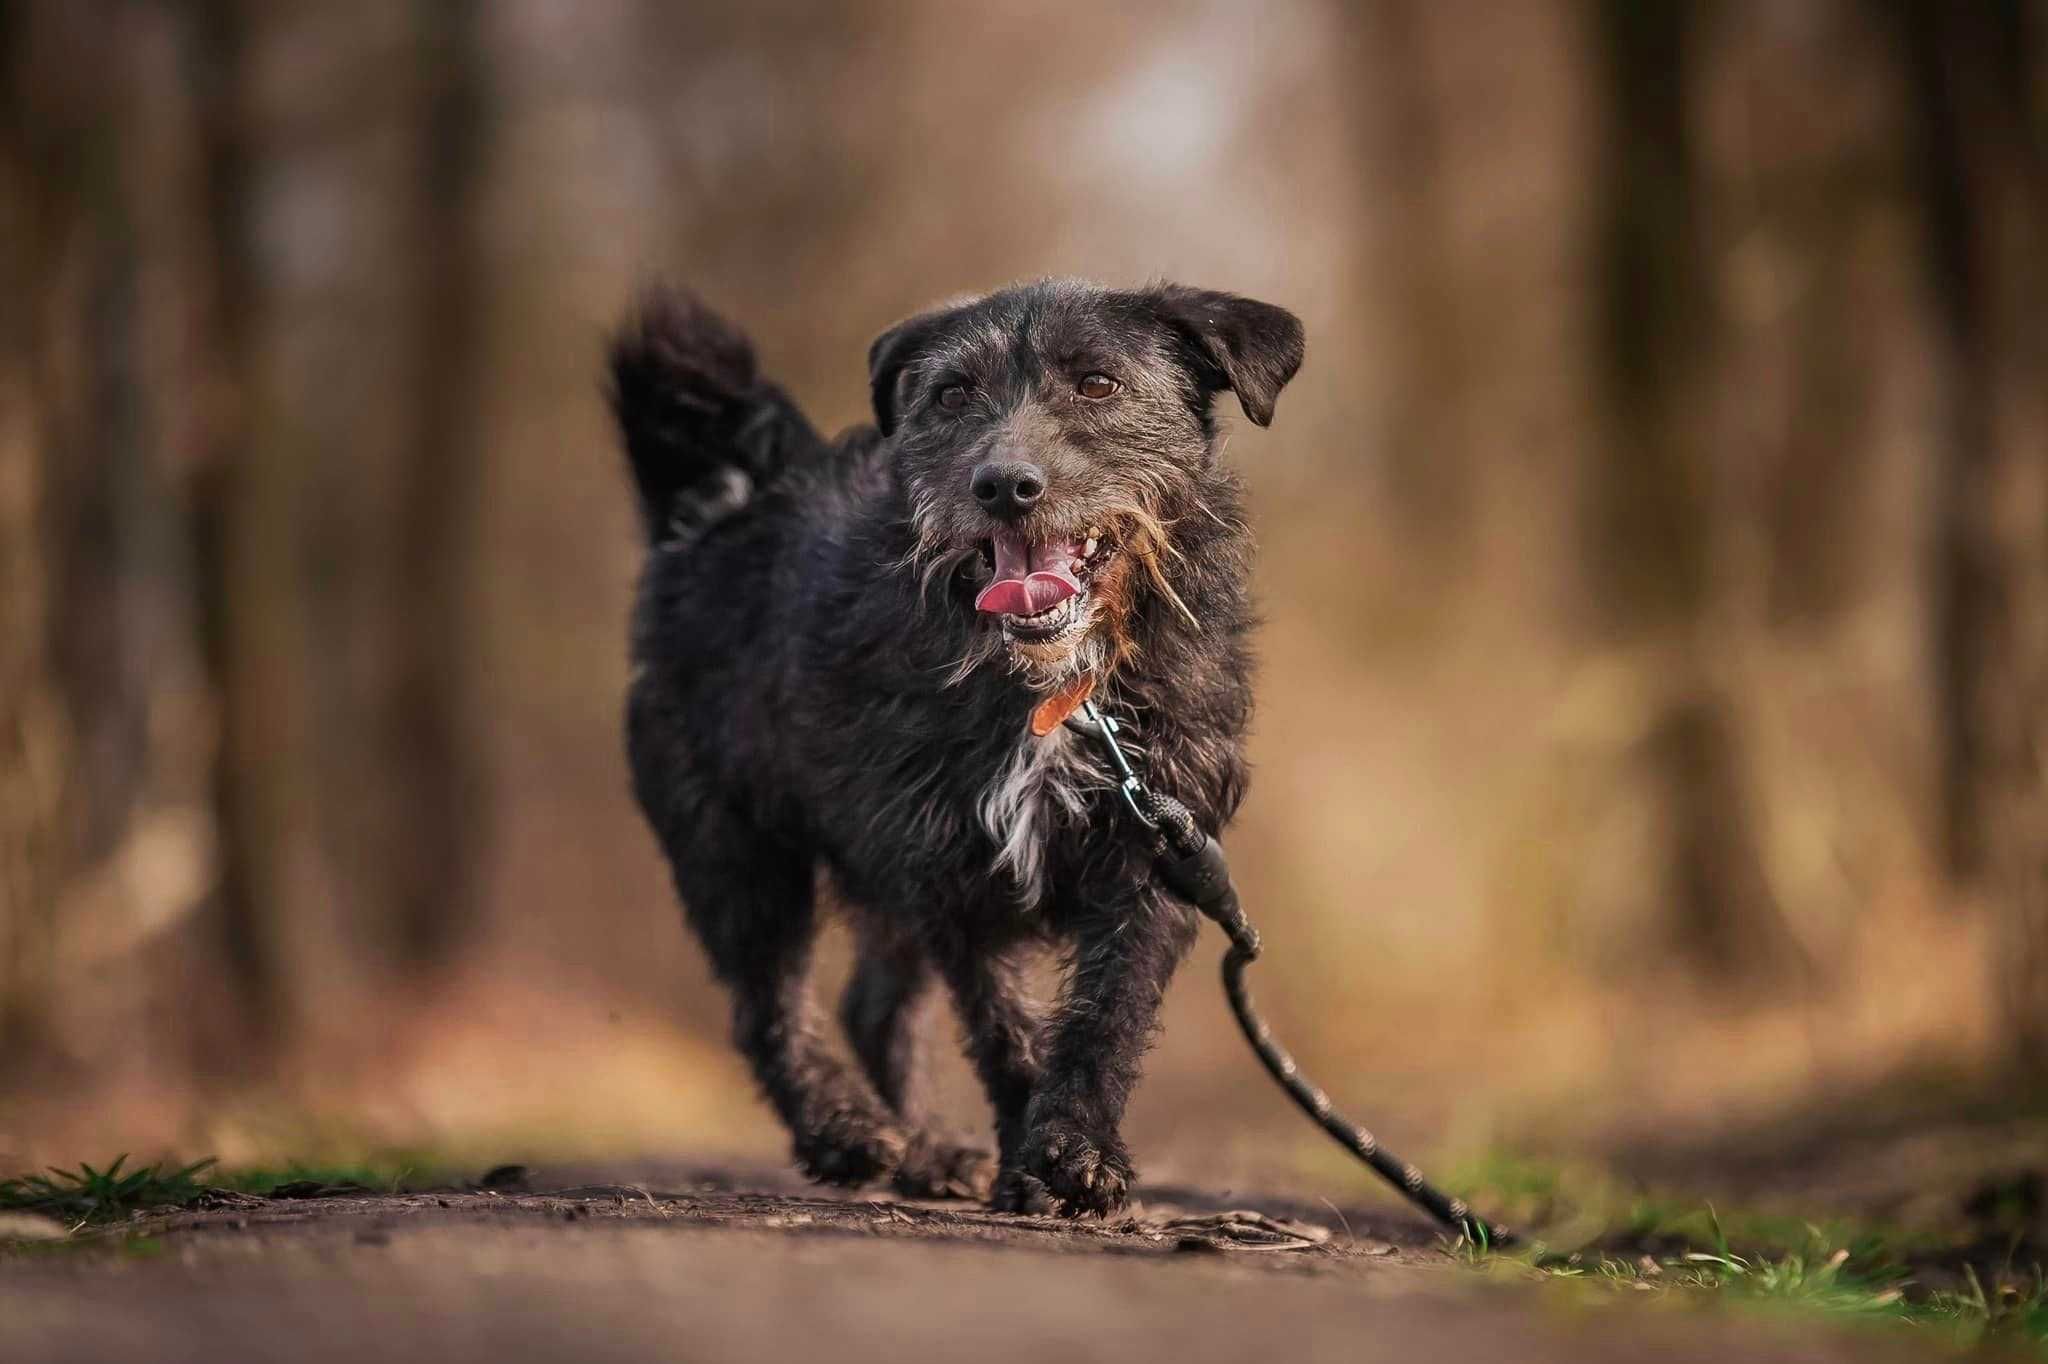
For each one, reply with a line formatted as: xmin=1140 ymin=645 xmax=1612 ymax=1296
xmin=607 ymin=287 xmax=826 ymax=544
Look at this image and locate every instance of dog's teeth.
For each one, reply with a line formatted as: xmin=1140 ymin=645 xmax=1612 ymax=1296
xmin=1083 ymin=538 xmax=1097 ymax=557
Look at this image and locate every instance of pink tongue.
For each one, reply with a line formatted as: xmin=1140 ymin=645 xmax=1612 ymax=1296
xmin=974 ymin=528 xmax=1085 ymax=616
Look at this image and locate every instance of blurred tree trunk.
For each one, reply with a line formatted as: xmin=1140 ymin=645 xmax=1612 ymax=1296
xmin=0 ymin=1 xmax=70 ymax=1062
xmin=1 ymin=2 xmax=228 ymax=1070
xmin=1359 ymin=1 xmax=1467 ymax=551
xmin=1695 ymin=4 xmax=1902 ymax=633
xmin=1588 ymin=0 xmax=1797 ymax=979
xmin=211 ymin=1 xmax=487 ymax=1001
xmin=384 ymin=0 xmax=486 ymax=971
xmin=187 ymin=0 xmax=292 ymax=1048
xmin=1889 ymin=1 xmax=2048 ymax=1061
xmin=1 ymin=0 xmax=494 ymax=1082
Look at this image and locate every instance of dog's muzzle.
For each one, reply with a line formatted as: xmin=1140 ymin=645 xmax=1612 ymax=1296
xmin=972 ymin=527 xmax=1111 ymax=641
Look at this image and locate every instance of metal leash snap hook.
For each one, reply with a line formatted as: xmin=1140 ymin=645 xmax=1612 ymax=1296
xmin=1069 ymin=700 xmax=1159 ymax=830
xmin=1117 ymin=777 xmax=1158 ymax=830
xmin=1061 ymin=701 xmax=1135 ymax=744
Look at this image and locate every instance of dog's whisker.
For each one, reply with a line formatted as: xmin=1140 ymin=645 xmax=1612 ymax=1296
xmin=937 ymin=630 xmax=1003 ymax=688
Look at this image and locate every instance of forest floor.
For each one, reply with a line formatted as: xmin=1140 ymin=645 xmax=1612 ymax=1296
xmin=3 ymin=1149 xmax=2043 ymax=1364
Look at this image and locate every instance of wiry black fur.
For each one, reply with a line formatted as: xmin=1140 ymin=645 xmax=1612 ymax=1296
xmin=609 ymin=279 xmax=1304 ymax=1215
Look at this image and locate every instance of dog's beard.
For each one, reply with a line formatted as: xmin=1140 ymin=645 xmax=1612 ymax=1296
xmin=903 ymin=495 xmax=1165 ymax=692
xmin=923 ymin=592 xmax=1106 ymax=690
xmin=1002 ymin=601 xmax=1111 ymax=689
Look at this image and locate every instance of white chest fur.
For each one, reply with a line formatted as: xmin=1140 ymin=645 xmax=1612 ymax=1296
xmin=977 ymin=727 xmax=1097 ymax=905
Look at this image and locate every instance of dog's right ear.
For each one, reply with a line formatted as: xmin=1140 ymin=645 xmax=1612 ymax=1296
xmin=867 ymin=312 xmax=944 ymax=437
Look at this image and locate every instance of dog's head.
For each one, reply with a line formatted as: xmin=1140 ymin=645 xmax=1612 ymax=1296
xmin=871 ymin=280 xmax=1303 ymax=685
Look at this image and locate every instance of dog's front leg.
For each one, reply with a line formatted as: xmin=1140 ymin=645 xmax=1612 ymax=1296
xmin=936 ymin=944 xmax=1043 ymax=1176
xmin=995 ymin=888 xmax=1198 ymax=1217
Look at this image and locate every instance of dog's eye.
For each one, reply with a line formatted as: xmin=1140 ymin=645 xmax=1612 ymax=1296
xmin=937 ymin=384 xmax=969 ymax=412
xmin=1076 ymin=374 xmax=1120 ymax=400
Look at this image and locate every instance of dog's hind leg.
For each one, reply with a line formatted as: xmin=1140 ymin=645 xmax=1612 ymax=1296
xmin=839 ymin=934 xmax=932 ymax=1119
xmin=655 ymin=811 xmax=907 ymax=1187
xmin=841 ymin=931 xmax=996 ymax=1200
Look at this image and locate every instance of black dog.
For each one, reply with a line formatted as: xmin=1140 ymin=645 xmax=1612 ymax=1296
xmin=608 ymin=279 xmax=1303 ymax=1216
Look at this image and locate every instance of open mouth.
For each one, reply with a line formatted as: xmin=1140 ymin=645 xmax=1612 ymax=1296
xmin=973 ymin=526 xmax=1113 ymax=643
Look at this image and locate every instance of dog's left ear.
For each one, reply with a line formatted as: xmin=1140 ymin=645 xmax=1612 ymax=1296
xmin=1147 ymin=286 xmax=1305 ymax=428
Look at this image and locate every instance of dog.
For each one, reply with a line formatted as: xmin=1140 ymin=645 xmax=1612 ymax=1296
xmin=608 ymin=279 xmax=1303 ymax=1216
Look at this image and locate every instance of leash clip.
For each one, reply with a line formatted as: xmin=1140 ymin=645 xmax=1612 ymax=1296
xmin=1066 ymin=700 xmax=1159 ymax=830
xmin=1116 ymin=776 xmax=1155 ymax=829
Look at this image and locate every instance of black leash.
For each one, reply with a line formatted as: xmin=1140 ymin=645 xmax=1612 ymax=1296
xmin=1067 ymin=699 xmax=1512 ymax=1248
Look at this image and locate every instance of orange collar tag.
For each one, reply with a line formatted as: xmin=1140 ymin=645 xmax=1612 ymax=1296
xmin=1030 ymin=674 xmax=1097 ymax=738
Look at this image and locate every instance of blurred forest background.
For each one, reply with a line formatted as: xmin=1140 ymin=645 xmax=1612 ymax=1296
xmin=2 ymin=0 xmax=2044 ymax=1191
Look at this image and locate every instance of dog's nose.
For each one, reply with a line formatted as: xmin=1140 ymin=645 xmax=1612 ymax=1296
xmin=970 ymin=461 xmax=1046 ymax=521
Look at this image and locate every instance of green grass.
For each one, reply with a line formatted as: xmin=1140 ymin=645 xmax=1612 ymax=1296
xmin=1447 ymin=1154 xmax=2048 ymax=1352
xmin=208 ymin=1159 xmax=426 ymax=1195
xmin=0 ymin=1155 xmax=218 ymax=1226
xmin=0 ymin=1150 xmax=450 ymax=1234
xmin=1505 ymin=1226 xmax=2048 ymax=1351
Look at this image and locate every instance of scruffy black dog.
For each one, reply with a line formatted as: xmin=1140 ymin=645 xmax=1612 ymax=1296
xmin=609 ymin=279 xmax=1303 ymax=1216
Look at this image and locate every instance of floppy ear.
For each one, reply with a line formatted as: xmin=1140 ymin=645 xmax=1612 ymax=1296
xmin=1148 ymin=286 xmax=1305 ymax=427
xmin=866 ymin=311 xmax=944 ymax=437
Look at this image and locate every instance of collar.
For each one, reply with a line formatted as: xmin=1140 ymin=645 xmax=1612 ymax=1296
xmin=1029 ymin=673 xmax=1097 ymax=737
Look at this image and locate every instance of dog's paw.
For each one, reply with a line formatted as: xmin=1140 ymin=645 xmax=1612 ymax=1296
xmin=793 ymin=1114 xmax=907 ymax=1187
xmin=891 ymin=1134 xmax=995 ymax=1201
xmin=989 ymin=1166 xmax=1058 ymax=1215
xmin=996 ymin=1120 xmax=1131 ymax=1218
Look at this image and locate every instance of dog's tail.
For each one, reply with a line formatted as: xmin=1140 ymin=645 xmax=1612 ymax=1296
xmin=607 ymin=287 xmax=825 ymax=544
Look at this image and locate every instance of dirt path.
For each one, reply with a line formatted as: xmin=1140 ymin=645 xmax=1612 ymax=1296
xmin=0 ymin=1165 xmax=1972 ymax=1363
